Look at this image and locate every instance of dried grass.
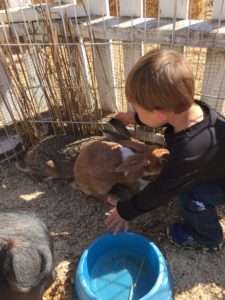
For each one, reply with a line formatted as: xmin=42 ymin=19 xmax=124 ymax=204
xmin=0 ymin=10 xmax=102 ymax=146
xmin=0 ymin=0 xmax=6 ymax=9
xmin=189 ymin=0 xmax=213 ymax=20
xmin=109 ymin=0 xmax=159 ymax=17
xmin=109 ymin=0 xmax=119 ymax=16
xmin=0 ymin=0 xmax=214 ymax=150
xmin=145 ymin=0 xmax=159 ymax=18
xmin=109 ymin=0 xmax=211 ymax=19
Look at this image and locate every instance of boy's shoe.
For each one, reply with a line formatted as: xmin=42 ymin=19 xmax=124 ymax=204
xmin=167 ymin=223 xmax=224 ymax=253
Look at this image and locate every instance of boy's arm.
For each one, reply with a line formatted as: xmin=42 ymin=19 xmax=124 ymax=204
xmin=116 ymin=157 xmax=199 ymax=220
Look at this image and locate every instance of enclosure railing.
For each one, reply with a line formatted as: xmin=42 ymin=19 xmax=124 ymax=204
xmin=0 ymin=0 xmax=225 ymax=162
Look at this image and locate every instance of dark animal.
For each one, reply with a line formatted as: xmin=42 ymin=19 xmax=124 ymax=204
xmin=0 ymin=210 xmax=55 ymax=300
xmin=15 ymin=134 xmax=101 ymax=181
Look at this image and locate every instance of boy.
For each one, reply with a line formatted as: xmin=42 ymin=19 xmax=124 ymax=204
xmin=105 ymin=48 xmax=225 ymax=252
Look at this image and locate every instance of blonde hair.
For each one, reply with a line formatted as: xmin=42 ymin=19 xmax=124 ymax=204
xmin=125 ymin=48 xmax=195 ymax=113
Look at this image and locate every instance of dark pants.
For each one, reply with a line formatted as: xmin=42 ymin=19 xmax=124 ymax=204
xmin=178 ymin=182 xmax=225 ymax=246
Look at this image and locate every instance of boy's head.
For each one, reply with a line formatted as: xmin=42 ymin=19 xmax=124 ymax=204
xmin=125 ymin=48 xmax=195 ymax=114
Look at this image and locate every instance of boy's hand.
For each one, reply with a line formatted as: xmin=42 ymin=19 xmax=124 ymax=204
xmin=115 ymin=112 xmax=136 ymax=125
xmin=105 ymin=195 xmax=129 ymax=235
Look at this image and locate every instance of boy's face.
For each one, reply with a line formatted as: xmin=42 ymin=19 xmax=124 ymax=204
xmin=132 ymin=103 xmax=168 ymax=127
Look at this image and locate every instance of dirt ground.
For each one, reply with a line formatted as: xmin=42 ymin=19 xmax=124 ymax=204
xmin=1 ymin=162 xmax=225 ymax=300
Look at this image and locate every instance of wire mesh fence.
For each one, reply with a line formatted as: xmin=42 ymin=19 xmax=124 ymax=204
xmin=0 ymin=0 xmax=225 ymax=163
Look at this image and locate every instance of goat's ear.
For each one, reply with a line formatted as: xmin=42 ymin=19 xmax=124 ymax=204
xmin=102 ymin=129 xmax=125 ymax=141
xmin=152 ymin=148 xmax=169 ymax=165
xmin=46 ymin=160 xmax=55 ymax=168
xmin=118 ymin=140 xmax=149 ymax=153
xmin=108 ymin=118 xmax=131 ymax=139
xmin=115 ymin=155 xmax=150 ymax=172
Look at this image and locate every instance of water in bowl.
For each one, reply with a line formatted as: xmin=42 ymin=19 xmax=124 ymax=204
xmin=90 ymin=248 xmax=153 ymax=300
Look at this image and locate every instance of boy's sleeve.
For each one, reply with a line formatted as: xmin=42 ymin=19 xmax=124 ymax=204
xmin=117 ymin=157 xmax=200 ymax=220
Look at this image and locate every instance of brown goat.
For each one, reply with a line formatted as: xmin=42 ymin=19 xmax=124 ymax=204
xmin=74 ymin=138 xmax=169 ymax=199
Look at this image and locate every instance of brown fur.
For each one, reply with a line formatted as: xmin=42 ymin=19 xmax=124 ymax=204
xmin=74 ymin=139 xmax=169 ymax=199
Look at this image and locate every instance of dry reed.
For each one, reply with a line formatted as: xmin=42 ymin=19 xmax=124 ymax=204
xmin=0 ymin=0 xmax=214 ymax=150
xmin=0 ymin=6 xmax=102 ymax=147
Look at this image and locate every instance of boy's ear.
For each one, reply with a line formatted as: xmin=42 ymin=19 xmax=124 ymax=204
xmin=153 ymin=109 xmax=167 ymax=121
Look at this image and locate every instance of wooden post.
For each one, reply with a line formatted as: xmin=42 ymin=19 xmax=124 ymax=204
xmin=201 ymin=1 xmax=225 ymax=113
xmin=22 ymin=47 xmax=48 ymax=114
xmin=120 ymin=0 xmax=143 ymax=111
xmin=87 ymin=0 xmax=109 ymax=16
xmin=201 ymin=50 xmax=225 ymax=114
xmin=212 ymin=0 xmax=225 ymax=20
xmin=159 ymin=0 xmax=189 ymax=53
xmin=92 ymin=41 xmax=119 ymax=112
xmin=7 ymin=0 xmax=32 ymax=8
xmin=120 ymin=0 xmax=143 ymax=17
xmin=87 ymin=0 xmax=119 ymax=112
xmin=77 ymin=38 xmax=96 ymax=108
xmin=0 ymin=55 xmax=21 ymax=124
xmin=159 ymin=0 xmax=189 ymax=19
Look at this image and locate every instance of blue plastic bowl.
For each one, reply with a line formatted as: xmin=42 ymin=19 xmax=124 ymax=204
xmin=74 ymin=232 xmax=173 ymax=300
